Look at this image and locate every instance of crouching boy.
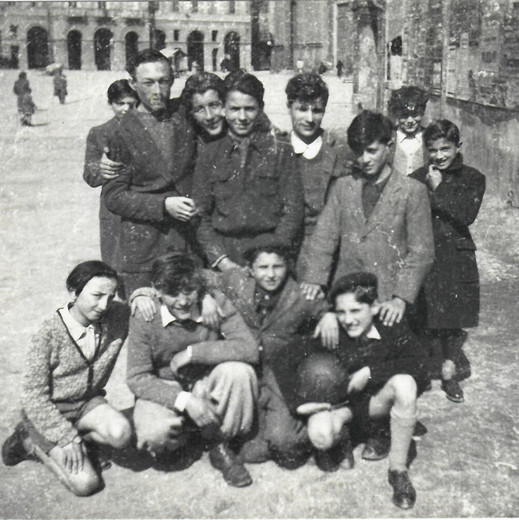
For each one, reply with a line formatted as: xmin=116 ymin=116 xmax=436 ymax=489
xmin=126 ymin=252 xmax=259 ymax=487
xmin=271 ymin=272 xmax=429 ymax=509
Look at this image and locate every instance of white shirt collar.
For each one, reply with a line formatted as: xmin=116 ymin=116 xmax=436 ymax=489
xmin=397 ymin=129 xmax=423 ymax=143
xmin=365 ymin=324 xmax=381 ymax=340
xmin=160 ymin=304 xmax=203 ymax=328
xmin=291 ymin=131 xmax=323 ymax=160
xmin=58 ymin=305 xmax=96 ymax=343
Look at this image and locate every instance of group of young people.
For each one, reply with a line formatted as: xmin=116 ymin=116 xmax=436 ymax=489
xmin=2 ymin=48 xmax=485 ymax=511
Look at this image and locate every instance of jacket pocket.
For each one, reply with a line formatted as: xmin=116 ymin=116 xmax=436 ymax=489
xmin=455 ymin=238 xmax=478 ymax=282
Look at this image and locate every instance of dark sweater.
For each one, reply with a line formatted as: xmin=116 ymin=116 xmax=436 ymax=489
xmin=270 ymin=317 xmax=430 ymax=414
xmin=126 ymin=290 xmax=259 ymax=412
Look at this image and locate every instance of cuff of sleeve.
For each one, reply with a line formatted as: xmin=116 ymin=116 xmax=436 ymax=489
xmin=174 ymin=391 xmax=192 ymax=413
xmin=57 ymin=428 xmax=80 ymax=448
xmin=211 ymin=255 xmax=228 ymax=269
xmin=129 ymin=286 xmax=157 ymax=305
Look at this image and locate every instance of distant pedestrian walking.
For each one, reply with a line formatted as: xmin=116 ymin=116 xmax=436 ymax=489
xmin=53 ymin=69 xmax=68 ymax=104
xmin=19 ymin=88 xmax=36 ymax=126
xmin=336 ymin=60 xmax=344 ymax=78
xmin=13 ymin=71 xmax=30 ymax=113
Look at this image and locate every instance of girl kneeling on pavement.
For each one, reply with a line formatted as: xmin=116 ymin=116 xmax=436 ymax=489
xmin=2 ymin=261 xmax=131 ymax=496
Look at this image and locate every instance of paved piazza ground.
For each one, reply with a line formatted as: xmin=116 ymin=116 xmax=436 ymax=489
xmin=0 ymin=69 xmax=518 ymax=519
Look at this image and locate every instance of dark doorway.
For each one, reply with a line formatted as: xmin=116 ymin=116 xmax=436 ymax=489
xmin=10 ymin=45 xmax=19 ymax=69
xmin=125 ymin=31 xmax=139 ymax=68
xmin=212 ymin=48 xmax=218 ymax=71
xmin=187 ymin=30 xmax=204 ymax=71
xmin=224 ymin=31 xmax=240 ymax=70
xmin=27 ymin=26 xmax=49 ymax=69
xmin=153 ymin=29 xmax=166 ymax=51
xmin=67 ymin=30 xmax=82 ymax=70
xmin=94 ymin=28 xmax=112 ymax=70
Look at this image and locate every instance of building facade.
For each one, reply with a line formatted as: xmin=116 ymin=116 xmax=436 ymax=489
xmin=0 ymin=1 xmax=253 ymax=72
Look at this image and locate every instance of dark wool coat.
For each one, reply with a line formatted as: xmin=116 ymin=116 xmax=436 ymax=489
xmin=411 ymin=155 xmax=485 ymax=329
xmin=83 ymin=117 xmax=122 ymax=269
xmin=192 ymin=130 xmax=304 ymax=266
xmin=101 ymin=102 xmax=197 ymax=274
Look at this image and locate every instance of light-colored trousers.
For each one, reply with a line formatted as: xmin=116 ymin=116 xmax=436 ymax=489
xmin=133 ymin=362 xmax=258 ymax=454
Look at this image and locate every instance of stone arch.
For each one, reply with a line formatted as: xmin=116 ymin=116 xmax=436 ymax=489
xmin=224 ymin=31 xmax=240 ymax=70
xmin=67 ymin=30 xmax=82 ymax=70
xmin=187 ymin=30 xmax=204 ymax=71
xmin=94 ymin=28 xmax=113 ymax=70
xmin=27 ymin=26 xmax=49 ymax=69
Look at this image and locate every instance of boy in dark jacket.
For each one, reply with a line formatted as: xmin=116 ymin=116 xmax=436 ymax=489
xmin=271 ymin=272 xmax=429 ymax=510
xmin=411 ymin=120 xmax=485 ymax=403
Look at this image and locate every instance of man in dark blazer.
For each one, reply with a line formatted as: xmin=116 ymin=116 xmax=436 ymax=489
xmin=102 ymin=49 xmax=197 ymax=297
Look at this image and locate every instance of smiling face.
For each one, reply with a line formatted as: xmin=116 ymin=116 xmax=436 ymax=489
xmin=158 ymin=288 xmax=199 ymax=321
xmin=130 ymin=60 xmax=173 ymax=113
xmin=397 ymin=112 xmax=423 ymax=135
xmin=69 ymin=276 xmax=118 ymax=327
xmin=224 ymin=90 xmax=261 ymax=138
xmin=191 ymin=89 xmax=225 ymax=137
xmin=334 ymin=292 xmax=379 ymax=339
xmin=355 ymin=139 xmax=392 ymax=177
xmin=288 ymin=98 xmax=326 ymax=143
xmin=249 ymin=252 xmax=288 ymax=293
xmin=111 ymin=95 xmax=138 ymax=119
xmin=426 ymin=137 xmax=460 ymax=171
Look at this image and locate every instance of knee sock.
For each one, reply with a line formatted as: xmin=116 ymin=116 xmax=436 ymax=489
xmin=388 ymin=408 xmax=417 ymax=472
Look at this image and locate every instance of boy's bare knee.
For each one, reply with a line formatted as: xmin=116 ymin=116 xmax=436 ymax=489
xmin=390 ymin=375 xmax=417 ymax=406
xmin=107 ymin=417 xmax=132 ymax=449
xmin=307 ymin=413 xmax=335 ymax=451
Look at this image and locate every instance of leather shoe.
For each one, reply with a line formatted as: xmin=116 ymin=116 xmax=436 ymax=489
xmin=388 ymin=469 xmax=416 ymax=509
xmin=315 ymin=424 xmax=354 ymax=472
xmin=441 ymin=378 xmax=464 ymax=403
xmin=2 ymin=423 xmax=30 ymax=467
xmin=209 ymin=443 xmax=252 ymax=487
xmin=362 ymin=431 xmax=390 ymax=461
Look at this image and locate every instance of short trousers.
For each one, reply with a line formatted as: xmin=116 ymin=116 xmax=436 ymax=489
xmin=22 ymin=394 xmax=108 ymax=453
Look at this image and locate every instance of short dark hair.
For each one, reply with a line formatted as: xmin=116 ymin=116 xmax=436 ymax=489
xmin=424 ymin=119 xmax=461 ymax=147
xmin=66 ymin=261 xmax=119 ymax=296
xmin=180 ymin=72 xmax=226 ymax=112
xmin=329 ymin=272 xmax=378 ymax=306
xmin=243 ymin=243 xmax=293 ymax=266
xmin=285 ymin=73 xmax=329 ymax=107
xmin=151 ymin=252 xmax=206 ymax=297
xmin=107 ymin=79 xmax=139 ymax=105
xmin=388 ymin=86 xmax=428 ymax=117
xmin=347 ymin=111 xmax=393 ymax=155
xmin=126 ymin=48 xmax=172 ymax=79
xmin=224 ymin=69 xmax=265 ymax=108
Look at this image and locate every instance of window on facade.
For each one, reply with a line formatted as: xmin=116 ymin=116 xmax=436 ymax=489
xmin=10 ymin=25 xmax=18 ymax=37
xmin=229 ymin=0 xmax=235 ymax=14
xmin=172 ymin=0 xmax=179 ymax=11
xmin=192 ymin=0 xmax=198 ymax=13
xmin=98 ymin=1 xmax=106 ymax=9
xmin=68 ymin=1 xmax=77 ymax=7
xmin=174 ymin=29 xmax=180 ymax=41
xmin=212 ymin=30 xmax=218 ymax=42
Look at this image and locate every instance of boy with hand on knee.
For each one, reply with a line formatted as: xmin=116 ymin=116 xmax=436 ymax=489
xmin=271 ymin=272 xmax=430 ymax=510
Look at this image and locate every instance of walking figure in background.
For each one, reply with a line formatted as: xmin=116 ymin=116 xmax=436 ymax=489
xmin=336 ymin=60 xmax=344 ymax=78
xmin=19 ymin=87 xmax=36 ymax=126
xmin=410 ymin=120 xmax=485 ymax=403
xmin=13 ymin=71 xmax=30 ymax=114
xmin=53 ymin=68 xmax=68 ymax=104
